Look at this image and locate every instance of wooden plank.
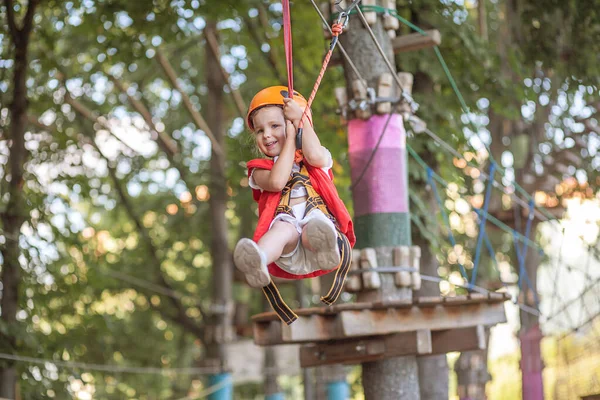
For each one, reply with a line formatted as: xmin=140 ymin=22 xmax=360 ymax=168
xmin=299 ymin=330 xmax=432 ymax=368
xmin=299 ymin=325 xmax=489 ymax=367
xmin=253 ymin=320 xmax=284 ymax=346
xmin=429 ymin=325 xmax=486 ymax=355
xmin=252 ymin=294 xmax=509 ymax=323
xmin=281 ymin=314 xmax=344 ymax=343
xmin=443 ymin=295 xmax=476 ymax=306
xmin=370 ymin=298 xmax=413 ymax=309
xmin=392 ymin=29 xmax=442 ymax=53
xmin=413 ymin=296 xmax=445 ymax=307
xmin=257 ymin=302 xmax=505 ymax=344
xmin=340 ymin=303 xmax=505 ymax=338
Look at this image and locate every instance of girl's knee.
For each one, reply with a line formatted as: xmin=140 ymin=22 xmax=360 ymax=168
xmin=272 ymin=220 xmax=298 ymax=234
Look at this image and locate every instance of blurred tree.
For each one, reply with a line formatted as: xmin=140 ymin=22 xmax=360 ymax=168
xmin=0 ymin=0 xmax=41 ymax=397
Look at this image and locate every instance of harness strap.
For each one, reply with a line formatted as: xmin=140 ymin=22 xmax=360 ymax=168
xmin=262 ymin=281 xmax=298 ymax=325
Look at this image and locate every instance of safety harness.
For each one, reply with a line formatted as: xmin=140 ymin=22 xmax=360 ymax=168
xmin=261 ymin=164 xmax=352 ymax=325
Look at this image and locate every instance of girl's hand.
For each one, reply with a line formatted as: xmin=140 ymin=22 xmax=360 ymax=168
xmin=283 ymin=98 xmax=304 ymax=124
xmin=285 ymin=120 xmax=297 ymax=142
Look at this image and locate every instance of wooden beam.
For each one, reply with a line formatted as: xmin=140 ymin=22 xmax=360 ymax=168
xmin=252 ymin=293 xmax=510 ymax=323
xmin=254 ymin=301 xmax=506 ymax=345
xmin=282 ymin=314 xmax=343 ymax=343
xmin=339 ymin=302 xmax=504 ymax=338
xmin=299 ymin=330 xmax=432 ymax=368
xmin=429 ymin=325 xmax=486 ymax=355
xmin=298 ymin=326 xmax=488 ymax=367
xmin=392 ymin=30 xmax=441 ymax=53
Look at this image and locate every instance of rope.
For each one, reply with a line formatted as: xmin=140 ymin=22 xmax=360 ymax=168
xmin=416 ymin=120 xmax=600 ymax=271
xmin=516 ymin=200 xmax=535 ymax=290
xmin=175 ymin=376 xmax=234 ymax=400
xmin=408 ymin=145 xmax=542 ymax=252
xmin=354 ymin=6 xmax=406 ymax=95
xmin=513 ymin=231 xmax=540 ymax=308
xmin=0 ymin=352 xmax=220 ymax=375
xmin=344 ymin=4 xmax=567 ymax=226
xmin=282 ymin=0 xmax=294 ymax=98
xmin=308 ymin=0 xmax=368 ymax=91
xmin=426 ymin=167 xmax=469 ymax=283
xmin=470 ymin=162 xmax=496 ymax=287
xmin=297 ymin=22 xmax=344 ymax=145
xmin=482 ymin=230 xmax=512 ymax=293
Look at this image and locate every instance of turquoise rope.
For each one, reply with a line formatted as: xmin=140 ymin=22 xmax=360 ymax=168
xmin=427 ymin=167 xmax=470 ymax=283
xmin=470 ymin=162 xmax=496 ymax=287
xmin=407 ymin=144 xmax=543 ymax=252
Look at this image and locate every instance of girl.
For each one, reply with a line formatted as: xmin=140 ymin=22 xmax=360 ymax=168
xmin=234 ymin=86 xmax=355 ymax=324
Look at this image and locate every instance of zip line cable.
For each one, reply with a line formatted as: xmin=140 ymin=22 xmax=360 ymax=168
xmin=305 ymin=2 xmax=584 ymax=321
xmin=0 ymin=353 xmax=219 ymax=375
xmin=416 ymin=121 xmax=600 ymax=261
xmin=340 ymin=4 xmax=574 ymax=227
xmin=308 ymin=0 xmax=368 ymax=90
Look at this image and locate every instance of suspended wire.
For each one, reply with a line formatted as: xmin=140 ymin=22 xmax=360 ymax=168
xmin=0 ymin=353 xmax=220 ymax=375
xmin=418 ymin=123 xmax=544 ymax=219
xmin=417 ymin=121 xmax=600 ymax=262
xmin=482 ymin=230 xmax=512 ymax=292
xmin=427 ymin=168 xmax=469 ymax=282
xmin=346 ymin=3 xmax=594 ymax=251
xmin=545 ymin=276 xmax=600 ymax=324
xmin=308 ymin=0 xmax=368 ymax=90
xmin=470 ymin=162 xmax=496 ymax=287
xmin=417 ymin=274 xmax=541 ymax=317
xmin=175 ymin=377 xmax=234 ymax=400
xmin=354 ymin=6 xmax=406 ymax=94
xmin=408 ymin=145 xmax=542 ymax=251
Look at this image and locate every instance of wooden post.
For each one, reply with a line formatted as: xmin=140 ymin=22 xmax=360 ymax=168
xmin=519 ymin=231 xmax=544 ymax=400
xmin=340 ymin=9 xmax=419 ymax=399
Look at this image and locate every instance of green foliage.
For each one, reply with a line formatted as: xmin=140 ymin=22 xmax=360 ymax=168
xmin=1 ymin=0 xmax=599 ymax=397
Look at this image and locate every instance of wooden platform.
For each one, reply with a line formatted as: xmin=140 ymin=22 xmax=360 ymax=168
xmin=252 ymin=293 xmax=510 ymax=367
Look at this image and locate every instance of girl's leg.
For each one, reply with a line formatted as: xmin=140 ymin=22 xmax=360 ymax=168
xmin=234 ymin=221 xmax=299 ymax=288
xmin=258 ymin=221 xmax=299 ymax=264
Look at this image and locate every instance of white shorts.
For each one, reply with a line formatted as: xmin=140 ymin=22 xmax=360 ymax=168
xmin=269 ymin=202 xmax=336 ymax=276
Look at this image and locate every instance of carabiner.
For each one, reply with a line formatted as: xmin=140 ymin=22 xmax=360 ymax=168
xmin=336 ymin=11 xmax=349 ymax=29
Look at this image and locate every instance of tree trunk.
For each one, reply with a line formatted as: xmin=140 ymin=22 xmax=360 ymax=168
xmin=205 ymin=20 xmax=234 ymax=377
xmin=0 ymin=1 xmax=39 ymax=396
xmin=412 ymin=44 xmax=449 ymax=400
xmin=340 ymin=13 xmax=419 ymax=400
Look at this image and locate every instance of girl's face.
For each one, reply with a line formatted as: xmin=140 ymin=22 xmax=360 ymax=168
xmin=252 ymin=106 xmax=286 ymax=158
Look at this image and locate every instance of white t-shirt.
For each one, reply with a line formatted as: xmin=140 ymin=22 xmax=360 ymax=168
xmin=248 ymin=148 xmax=333 ymax=198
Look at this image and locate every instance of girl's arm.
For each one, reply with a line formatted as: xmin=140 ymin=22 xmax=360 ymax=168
xmin=283 ymin=98 xmax=329 ymax=168
xmin=252 ymin=121 xmax=297 ymax=192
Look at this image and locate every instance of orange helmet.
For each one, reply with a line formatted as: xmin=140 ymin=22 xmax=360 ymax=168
xmin=246 ymin=86 xmax=312 ymax=131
